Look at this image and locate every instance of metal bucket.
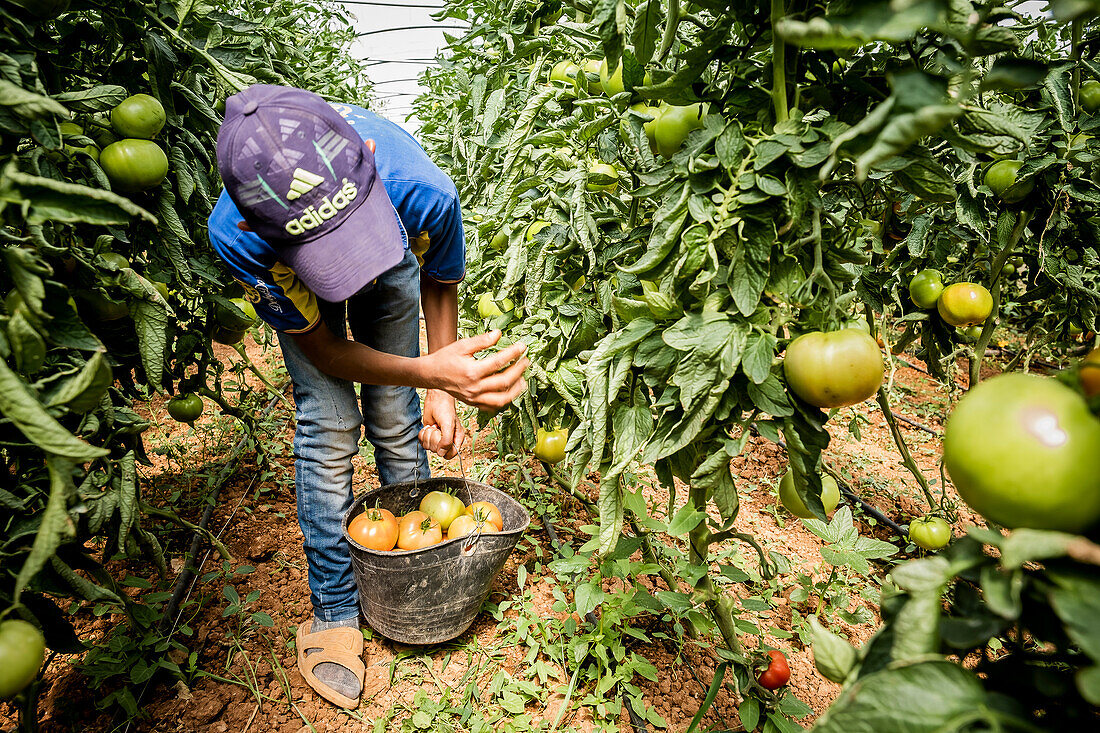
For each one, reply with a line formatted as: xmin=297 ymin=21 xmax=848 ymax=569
xmin=342 ymin=476 xmax=530 ymax=645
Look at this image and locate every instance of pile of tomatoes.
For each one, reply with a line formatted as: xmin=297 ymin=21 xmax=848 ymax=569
xmin=347 ymin=491 xmax=504 ymax=552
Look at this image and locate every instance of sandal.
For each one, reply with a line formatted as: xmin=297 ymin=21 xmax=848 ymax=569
xmin=295 ymin=620 xmax=366 ymax=709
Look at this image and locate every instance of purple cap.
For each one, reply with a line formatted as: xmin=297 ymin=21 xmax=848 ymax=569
xmin=216 ymin=85 xmax=404 ymax=302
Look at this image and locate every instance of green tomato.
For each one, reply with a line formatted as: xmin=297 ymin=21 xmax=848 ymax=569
xmin=215 ymin=297 xmax=259 ymax=330
xmin=957 ymin=325 xmax=983 ymax=342
xmin=622 ymin=103 xmax=661 ymax=144
xmin=597 ymin=59 xmax=652 ymax=97
xmin=653 ymin=103 xmax=707 ymax=158
xmin=983 ymin=159 xmax=1034 ymax=203
xmin=586 ymin=161 xmax=619 ymax=193
xmin=419 ymin=490 xmax=466 ymax=531
xmin=100 ymin=139 xmax=169 ymax=193
xmin=581 ymin=59 xmax=603 ymax=91
xmin=534 ymin=427 xmax=568 ymax=464
xmin=488 ymin=229 xmax=509 ymax=250
xmin=779 ymin=469 xmax=840 ymax=519
xmin=166 ymin=393 xmax=203 ymax=423
xmin=526 ymin=220 xmax=551 ymax=242
xmin=57 ymin=121 xmax=100 ymax=161
xmin=549 ymin=60 xmax=580 ymax=85
xmin=1082 ymin=80 xmax=1100 ymax=113
xmin=943 ymin=373 xmax=1100 ymax=532
xmin=110 ymin=94 xmax=166 ymax=139
xmin=908 ymin=516 xmax=951 ymax=551
xmin=783 ymin=329 xmax=884 ymax=408
xmin=78 ymin=290 xmax=129 ymax=321
xmin=477 ymin=293 xmax=504 ymax=318
xmin=938 ymin=282 xmax=993 ymax=327
xmin=212 ymin=326 xmax=246 ymax=345
xmin=0 ymin=620 xmax=45 ymax=699
xmin=908 ymin=269 xmax=944 ymax=310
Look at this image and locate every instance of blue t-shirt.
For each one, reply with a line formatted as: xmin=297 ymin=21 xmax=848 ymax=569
xmin=208 ymin=104 xmax=465 ymax=333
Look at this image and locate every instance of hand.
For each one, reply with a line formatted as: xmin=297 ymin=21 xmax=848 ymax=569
xmin=426 ymin=330 xmax=529 ymax=411
xmin=419 ymin=389 xmax=464 ymax=459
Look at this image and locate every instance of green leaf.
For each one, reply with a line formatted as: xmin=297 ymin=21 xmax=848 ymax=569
xmin=53 ymin=85 xmax=128 ymax=113
xmin=776 ymin=1 xmax=943 ymax=48
xmin=47 ymin=352 xmax=112 ymax=413
xmin=0 ymin=162 xmax=157 ymax=226
xmin=666 ymin=502 xmax=705 ymax=536
xmin=0 ymin=78 xmax=70 ymax=119
xmin=0 ymin=356 xmax=108 ymax=461
xmin=14 ymin=457 xmax=76 ymax=601
xmin=808 ymin=615 xmax=858 ymax=684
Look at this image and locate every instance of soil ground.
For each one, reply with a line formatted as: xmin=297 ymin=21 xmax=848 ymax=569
xmin=2 ymin=332 xmax=1011 ymax=733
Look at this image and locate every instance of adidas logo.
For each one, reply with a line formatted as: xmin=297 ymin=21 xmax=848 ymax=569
xmin=283 ymin=178 xmax=359 ymax=235
xmin=286 ymin=168 xmax=325 ymax=200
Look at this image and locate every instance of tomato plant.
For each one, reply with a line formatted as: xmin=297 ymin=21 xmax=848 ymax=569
xmin=419 ymin=491 xmax=466 ymax=531
xmin=908 ymin=515 xmax=951 ymax=551
xmin=533 ymin=427 xmax=568 ymax=464
xmin=944 ymin=373 xmax=1100 ymax=533
xmin=757 ymin=650 xmax=790 ymax=690
xmin=465 ymin=502 xmax=503 ymax=532
xmin=783 ymin=330 xmax=884 ymax=408
xmin=0 ymin=619 xmax=45 ymax=699
xmin=348 ymin=508 xmax=399 ymax=552
xmin=396 ymin=511 xmax=443 ymax=551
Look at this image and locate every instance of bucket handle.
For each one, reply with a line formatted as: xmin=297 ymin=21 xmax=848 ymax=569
xmin=460 ymin=515 xmax=487 ymax=556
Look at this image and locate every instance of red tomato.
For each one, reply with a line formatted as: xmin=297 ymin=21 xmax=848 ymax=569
xmin=348 ymin=508 xmax=398 ymax=551
xmin=757 ymin=649 xmax=791 ymax=689
xmin=397 ymin=511 xmax=442 ymax=550
xmin=465 ymin=501 xmax=504 ymax=532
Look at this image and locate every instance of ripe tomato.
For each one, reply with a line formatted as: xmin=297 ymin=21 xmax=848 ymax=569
xmin=943 ymin=373 xmax=1100 ymax=532
xmin=908 ymin=515 xmax=951 ymax=550
xmin=757 ymin=650 xmax=790 ymax=690
xmin=1082 ymin=80 xmax=1100 ymax=113
xmin=110 ymin=93 xmax=166 ymax=139
xmin=447 ymin=513 xmax=495 ymax=540
xmin=534 ymin=427 xmax=568 ymax=464
xmin=783 ymin=329 xmax=884 ymax=408
xmin=100 ymin=139 xmax=169 ymax=193
xmin=983 ymin=160 xmax=1033 ymax=203
xmin=348 ymin=508 xmax=398 ymax=551
xmin=549 ymin=60 xmax=579 ymax=85
xmin=1081 ymin=348 xmax=1100 ymax=399
xmin=0 ymin=620 xmax=45 ymax=699
xmin=779 ymin=469 xmax=840 ymax=519
xmin=397 ymin=511 xmax=442 ymax=550
xmin=653 ymin=103 xmax=707 ymax=158
xmin=937 ymin=282 xmax=993 ymax=326
xmin=419 ymin=491 xmax=466 ymax=530
xmin=215 ymin=297 xmax=259 ymax=330
xmin=166 ymin=393 xmax=203 ymax=423
xmin=465 ymin=501 xmax=504 ymax=532
xmin=908 ymin=269 xmax=944 ymax=310
xmin=586 ymin=162 xmax=619 ymax=193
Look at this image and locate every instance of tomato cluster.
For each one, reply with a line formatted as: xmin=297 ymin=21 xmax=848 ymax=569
xmin=907 ymin=269 xmax=993 ymax=330
xmin=99 ymin=94 xmax=170 ymax=194
xmin=346 ymin=493 xmax=503 ymax=552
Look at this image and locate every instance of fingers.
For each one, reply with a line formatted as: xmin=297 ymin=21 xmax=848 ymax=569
xmin=365 ymin=138 xmax=377 ymax=154
xmin=455 ymin=330 xmax=502 ymax=355
xmin=472 ymin=342 xmax=528 ymax=376
xmin=418 ymin=425 xmax=458 ymax=459
xmin=464 ymin=360 xmax=529 ymax=410
xmin=237 ymin=220 xmax=253 ymax=232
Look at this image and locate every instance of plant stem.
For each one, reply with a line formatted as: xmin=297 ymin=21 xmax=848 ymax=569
xmin=876 ymin=386 xmax=936 ymax=509
xmin=657 ymin=0 xmax=681 ymax=62
xmin=970 ymin=212 xmax=1031 ymax=386
xmin=141 ymin=501 xmax=236 ymax=562
xmin=687 ymin=483 xmax=743 ymax=656
xmin=770 ymin=0 xmax=789 ymax=125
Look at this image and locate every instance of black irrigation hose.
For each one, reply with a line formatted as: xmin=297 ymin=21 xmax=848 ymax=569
xmin=158 ymin=387 xmax=288 ymax=631
xmin=890 ymin=411 xmax=939 ymax=436
xmin=533 ymin=509 xmax=650 ymax=733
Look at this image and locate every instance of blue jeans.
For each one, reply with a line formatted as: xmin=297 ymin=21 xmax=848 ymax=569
xmin=277 ymin=248 xmax=429 ymax=622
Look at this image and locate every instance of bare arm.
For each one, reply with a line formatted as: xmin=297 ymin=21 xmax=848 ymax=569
xmin=289 ymin=320 xmax=528 ymax=411
xmin=419 ymin=276 xmax=462 ymax=457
